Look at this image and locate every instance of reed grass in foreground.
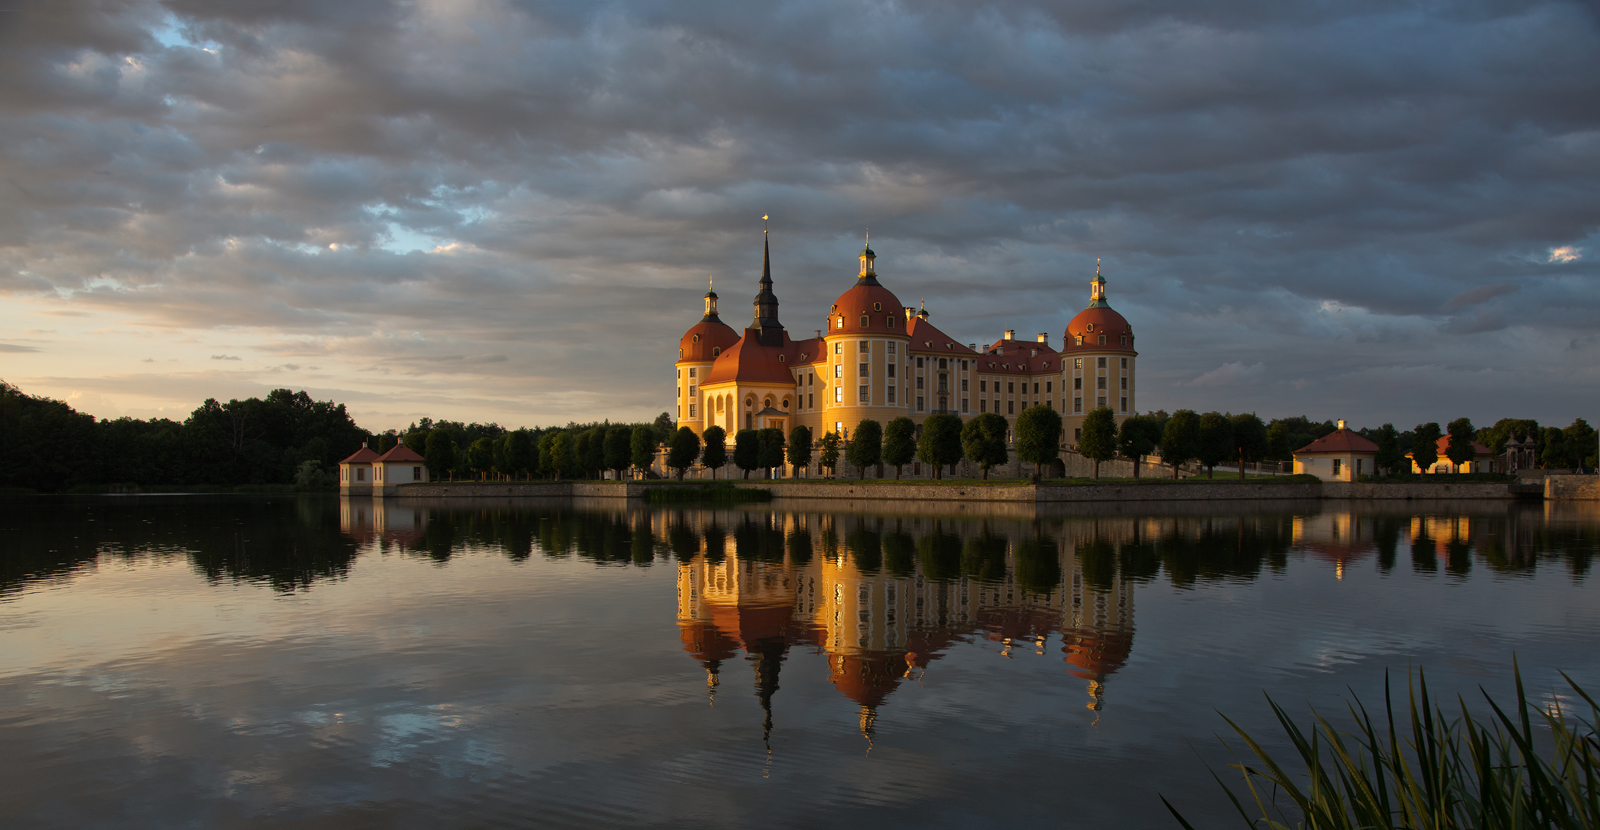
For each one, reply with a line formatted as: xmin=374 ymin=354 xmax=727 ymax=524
xmin=1165 ymin=663 xmax=1600 ymax=829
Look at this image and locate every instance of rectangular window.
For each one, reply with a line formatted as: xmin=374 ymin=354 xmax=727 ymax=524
xmin=835 ymin=342 xmax=843 ymax=354
xmin=1097 ymin=377 xmax=1107 ymax=389
xmin=961 ymin=378 xmax=968 ymax=392
xmin=1075 ymin=428 xmax=1082 ymax=441
xmin=808 ymin=394 xmax=814 ymax=409
xmin=917 ymin=396 xmax=924 ymax=411
xmin=860 ymin=340 xmax=869 ymax=352
xmin=1007 ymin=401 xmax=1014 ymax=414
xmin=917 ymin=357 xmax=924 ymax=368
xmin=677 ymin=369 xmax=682 ymax=378
xmin=688 ymin=385 xmax=696 ymax=397
xmin=677 ymin=386 xmax=683 ymax=398
xmin=1033 ymin=382 xmax=1039 ymax=394
xmin=888 ymin=343 xmax=896 ymax=355
xmin=413 ymin=466 xmax=421 ymax=481
xmin=1121 ymin=358 xmax=1127 ymax=368
xmin=1074 ymin=377 xmax=1082 ymax=390
xmin=1007 ymin=382 xmax=1014 ymax=394
xmin=1045 ymin=381 xmax=1051 ymax=393
xmin=356 ymin=468 xmax=365 ymax=482
xmin=859 ymin=385 xmax=869 ymax=402
xmin=1356 ymin=459 xmax=1364 ymax=475
xmin=1332 ymin=458 xmax=1342 ymax=476
xmin=834 ymin=365 xmax=842 ymax=378
xmin=808 ymin=373 xmax=814 ymax=386
xmin=1120 ymin=377 xmax=1127 ymax=390
xmin=980 ymin=399 xmax=987 ymax=413
xmin=887 ymin=387 xmax=896 ymax=403
xmin=1074 ymin=398 xmax=1082 ymax=413
xmin=961 ymin=398 xmax=969 ymax=413
xmin=980 ymin=379 xmax=987 ymax=392
xmin=860 ymin=363 xmax=869 ymax=377
xmin=961 ymin=359 xmax=967 ymax=369
xmin=677 ymin=405 xmax=682 ymax=417
xmin=1097 ymin=396 xmax=1106 ymax=408
xmin=916 ymin=376 xmax=924 ymax=390
xmin=1074 ymin=358 xmax=1083 ymax=370
xmin=688 ymin=367 xmax=696 ymax=378
xmin=1098 ymin=357 xmax=1107 ymax=368
xmin=887 ymin=364 xmax=895 ymax=378
xmin=1119 ymin=397 xmax=1126 ymax=413
xmin=689 ymin=404 xmax=697 ymax=417
xmin=835 ymin=387 xmax=843 ymax=403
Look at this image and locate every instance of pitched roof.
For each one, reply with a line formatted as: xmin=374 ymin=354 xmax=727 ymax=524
xmin=340 ymin=447 xmax=380 ymax=464
xmin=702 ymin=329 xmax=797 ymax=385
xmin=1294 ymin=429 xmax=1379 ymax=455
xmin=905 ymin=315 xmax=977 ymax=355
xmin=377 ymin=444 xmax=425 ymax=463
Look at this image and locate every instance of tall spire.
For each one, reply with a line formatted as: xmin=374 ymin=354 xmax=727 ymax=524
xmin=701 ymin=273 xmax=721 ymax=322
xmin=752 ymin=220 xmax=784 ymax=346
xmin=857 ymin=228 xmax=879 ymax=284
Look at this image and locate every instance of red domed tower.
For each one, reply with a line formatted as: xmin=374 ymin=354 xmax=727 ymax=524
xmin=1060 ymin=262 xmax=1137 ymax=443
xmin=675 ymin=278 xmax=739 ymax=431
xmin=818 ymin=235 xmax=913 ymax=433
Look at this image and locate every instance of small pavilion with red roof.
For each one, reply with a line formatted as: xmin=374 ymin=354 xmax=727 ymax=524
xmin=340 ymin=443 xmax=429 ymax=495
xmin=1292 ymin=421 xmax=1379 ymax=481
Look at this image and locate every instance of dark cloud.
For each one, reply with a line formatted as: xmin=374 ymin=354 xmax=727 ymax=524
xmin=1 ymin=0 xmax=1597 ymax=427
xmin=0 ymin=343 xmax=43 ymax=353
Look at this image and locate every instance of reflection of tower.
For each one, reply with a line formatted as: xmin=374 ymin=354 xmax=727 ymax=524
xmin=1061 ymin=545 xmax=1135 ymax=712
xmin=675 ymin=537 xmax=807 ymax=735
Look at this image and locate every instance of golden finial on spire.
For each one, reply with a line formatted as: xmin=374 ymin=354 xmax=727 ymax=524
xmin=709 ymin=273 xmax=713 ymax=292
xmin=865 ymin=227 xmax=870 ymax=247
xmin=762 ymin=214 xmax=769 ymax=234
xmin=1096 ymin=257 xmax=1101 ymax=277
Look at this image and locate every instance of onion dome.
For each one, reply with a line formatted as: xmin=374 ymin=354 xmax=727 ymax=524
xmin=1063 ymin=262 xmax=1135 ymax=354
xmin=826 ymin=233 xmax=907 ymax=337
xmin=679 ymin=279 xmax=739 ymax=363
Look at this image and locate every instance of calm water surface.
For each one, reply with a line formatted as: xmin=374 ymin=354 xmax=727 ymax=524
xmin=1 ymin=495 xmax=1597 ymax=828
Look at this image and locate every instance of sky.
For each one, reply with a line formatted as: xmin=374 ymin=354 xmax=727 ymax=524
xmin=1 ymin=0 xmax=1596 ymax=433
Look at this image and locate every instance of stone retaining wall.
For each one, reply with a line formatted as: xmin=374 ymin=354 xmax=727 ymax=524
xmin=389 ymin=479 xmax=1519 ymax=502
xmin=1546 ymin=475 xmax=1599 ymax=501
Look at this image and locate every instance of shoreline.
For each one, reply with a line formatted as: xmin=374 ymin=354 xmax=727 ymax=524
xmin=334 ymin=477 xmax=1597 ymax=502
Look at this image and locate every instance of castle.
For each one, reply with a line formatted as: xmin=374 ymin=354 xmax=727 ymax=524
xmin=675 ymin=231 xmax=1137 ymax=448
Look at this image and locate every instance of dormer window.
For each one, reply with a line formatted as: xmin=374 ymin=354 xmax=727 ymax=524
xmin=837 ymin=316 xmax=845 ymax=329
xmin=778 ymin=354 xmax=785 ymax=362
xmin=861 ymin=315 xmax=869 ymax=327
xmin=887 ymin=316 xmax=895 ymax=328
xmin=1075 ymin=335 xmax=1083 ymax=346
xmin=692 ymin=334 xmax=700 ymax=343
xmin=712 ymin=347 xmax=721 ymax=356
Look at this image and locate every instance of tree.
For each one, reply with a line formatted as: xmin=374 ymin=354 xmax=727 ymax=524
xmin=573 ymin=430 xmax=594 ymax=479
xmin=699 ymin=426 xmax=727 ymax=479
xmin=1229 ymin=413 xmax=1268 ymax=480
xmin=847 ymin=419 xmax=882 ymax=480
xmin=666 ymin=427 xmax=701 ymax=480
xmin=375 ymin=432 xmax=397 ymax=454
xmin=1016 ymin=405 xmax=1063 ymax=479
xmin=1412 ymin=422 xmax=1442 ymax=473
xmin=960 ymin=413 xmax=1009 ymax=480
xmin=651 ymin=412 xmax=675 ymax=447
xmin=630 ymin=425 xmax=656 ymax=478
xmin=917 ymin=413 xmax=964 ymax=479
xmin=467 ymin=437 xmax=494 ymax=480
xmin=604 ymin=427 xmax=632 ymax=478
xmin=1540 ymin=426 xmax=1566 ymax=469
xmin=883 ymin=417 xmax=917 ymax=479
xmin=1160 ymin=410 xmax=1200 ymax=479
xmin=1116 ymin=414 xmax=1159 ymax=479
xmin=819 ymin=431 xmax=841 ymax=477
xmin=758 ymin=428 xmax=787 ymax=476
xmin=1565 ymin=418 xmax=1598 ymax=471
xmin=548 ymin=432 xmax=576 ymax=480
xmin=403 ymin=430 xmax=428 ymax=456
xmin=787 ymin=425 xmax=813 ymax=478
xmin=538 ymin=432 xmax=559 ymax=479
xmin=1444 ymin=418 xmax=1476 ymax=472
xmin=508 ymin=430 xmax=537 ymax=480
xmin=1373 ymin=423 xmax=1403 ymax=476
xmin=733 ymin=429 xmax=760 ymax=478
xmin=1196 ymin=412 xmax=1233 ymax=479
xmin=425 ymin=429 xmax=456 ymax=480
xmin=1265 ymin=420 xmax=1293 ymax=462
xmin=1077 ymin=407 xmax=1116 ymax=479
xmin=583 ymin=426 xmax=607 ymax=477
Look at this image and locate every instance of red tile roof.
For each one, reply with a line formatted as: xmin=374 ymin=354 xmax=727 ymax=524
xmin=703 ymin=329 xmax=798 ymax=385
xmin=377 ymin=444 xmax=425 ymax=463
xmin=1295 ymin=429 xmax=1380 ymax=455
xmin=906 ymin=315 xmax=977 ymax=355
xmin=340 ymin=448 xmax=380 ymax=464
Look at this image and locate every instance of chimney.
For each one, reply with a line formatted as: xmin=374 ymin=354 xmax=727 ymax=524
xmin=1337 ymin=419 xmax=1347 ymax=430
xmin=968 ymin=343 xmax=976 ymax=351
xmin=1037 ymin=333 xmax=1048 ymax=343
xmin=905 ymin=307 xmax=915 ymax=321
xmin=814 ymin=329 xmax=822 ymax=339
xmin=1003 ymin=329 xmax=1014 ymax=340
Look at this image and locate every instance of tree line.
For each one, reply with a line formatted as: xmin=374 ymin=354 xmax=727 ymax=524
xmin=0 ymin=381 xmax=678 ymax=492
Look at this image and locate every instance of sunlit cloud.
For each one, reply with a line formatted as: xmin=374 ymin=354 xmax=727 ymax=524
xmin=1549 ymin=246 xmax=1582 ymax=264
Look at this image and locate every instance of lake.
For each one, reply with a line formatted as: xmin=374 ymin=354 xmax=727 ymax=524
xmin=1 ymin=495 xmax=1596 ymax=828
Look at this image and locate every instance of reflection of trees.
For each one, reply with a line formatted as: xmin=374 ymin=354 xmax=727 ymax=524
xmin=916 ymin=530 xmax=963 ymax=582
xmin=846 ymin=523 xmax=882 ymax=574
xmin=1412 ymin=531 xmax=1437 ymax=572
xmin=1015 ymin=537 xmax=1062 ymax=595
xmin=1 ymin=496 xmax=359 ymax=598
xmin=1374 ymin=518 xmax=1402 ymax=573
xmin=962 ymin=531 xmax=1008 ymax=583
xmin=1159 ymin=517 xmax=1293 ymax=588
xmin=882 ymin=531 xmax=915 ymax=577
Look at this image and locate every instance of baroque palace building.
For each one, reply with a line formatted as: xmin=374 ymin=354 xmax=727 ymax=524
xmin=675 ymin=231 xmax=1138 ymax=448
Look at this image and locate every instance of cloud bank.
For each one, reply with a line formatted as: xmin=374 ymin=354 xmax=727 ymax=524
xmin=1 ymin=0 xmax=1596 ymax=428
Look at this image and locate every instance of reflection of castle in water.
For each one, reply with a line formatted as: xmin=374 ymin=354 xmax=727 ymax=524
xmin=331 ymin=499 xmax=1596 ymax=734
xmin=673 ymin=513 xmax=1138 ymax=735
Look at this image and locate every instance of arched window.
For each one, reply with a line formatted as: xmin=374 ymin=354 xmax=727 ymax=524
xmin=837 ymin=316 xmax=845 ymax=329
xmin=1120 ymin=335 xmax=1127 ymax=346
xmin=887 ymin=315 xmax=895 ymax=328
xmin=712 ymin=347 xmax=721 ymax=356
xmin=1098 ymin=334 xmax=1106 ymax=345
